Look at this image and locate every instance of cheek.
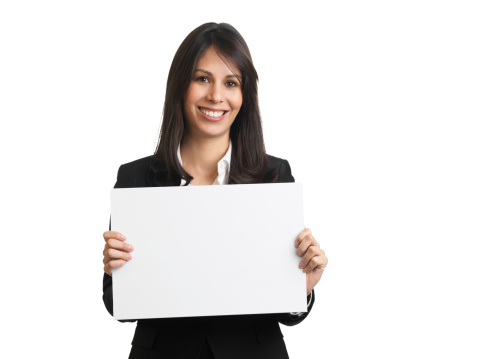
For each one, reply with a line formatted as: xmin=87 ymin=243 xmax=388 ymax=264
xmin=232 ymin=93 xmax=243 ymax=112
xmin=184 ymin=83 xmax=201 ymax=105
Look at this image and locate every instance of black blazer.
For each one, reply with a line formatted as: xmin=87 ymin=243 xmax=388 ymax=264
xmin=102 ymin=154 xmax=315 ymax=359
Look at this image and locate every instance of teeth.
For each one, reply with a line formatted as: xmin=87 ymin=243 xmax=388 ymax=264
xmin=199 ymin=107 xmax=225 ymax=117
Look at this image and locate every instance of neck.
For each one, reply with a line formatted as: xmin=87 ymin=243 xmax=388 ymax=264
xmin=180 ymin=132 xmax=230 ymax=182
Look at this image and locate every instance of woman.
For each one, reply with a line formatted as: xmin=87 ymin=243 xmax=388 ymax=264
xmin=102 ymin=22 xmax=328 ymax=359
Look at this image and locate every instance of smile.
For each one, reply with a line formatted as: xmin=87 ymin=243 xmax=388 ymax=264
xmin=198 ymin=107 xmax=227 ymax=118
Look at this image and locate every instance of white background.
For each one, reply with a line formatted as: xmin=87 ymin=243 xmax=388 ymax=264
xmin=1 ymin=0 xmax=477 ymax=358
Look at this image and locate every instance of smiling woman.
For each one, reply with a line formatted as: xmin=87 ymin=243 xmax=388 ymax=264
xmin=183 ymin=47 xmax=243 ymax=141
xmin=102 ymin=22 xmax=328 ymax=359
xmin=151 ymin=22 xmax=278 ymax=187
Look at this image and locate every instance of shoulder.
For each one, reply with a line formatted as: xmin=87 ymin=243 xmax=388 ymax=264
xmin=266 ymin=154 xmax=295 ymax=183
xmin=120 ymin=155 xmax=155 ymax=174
xmin=114 ymin=155 xmax=156 ymax=188
xmin=265 ymin=154 xmax=283 ymax=168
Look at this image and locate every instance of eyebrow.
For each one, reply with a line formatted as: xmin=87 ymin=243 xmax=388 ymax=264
xmin=194 ymin=69 xmax=242 ymax=82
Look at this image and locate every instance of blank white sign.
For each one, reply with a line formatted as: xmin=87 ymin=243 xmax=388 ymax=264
xmin=111 ymin=183 xmax=306 ymax=320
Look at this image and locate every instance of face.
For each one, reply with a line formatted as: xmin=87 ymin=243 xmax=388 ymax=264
xmin=183 ymin=46 xmax=243 ymax=140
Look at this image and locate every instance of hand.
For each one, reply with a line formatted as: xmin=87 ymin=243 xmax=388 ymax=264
xmin=103 ymin=231 xmax=134 ymax=276
xmin=295 ymin=228 xmax=328 ymax=296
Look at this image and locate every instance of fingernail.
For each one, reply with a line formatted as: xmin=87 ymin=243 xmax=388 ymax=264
xmin=126 ymin=254 xmax=131 ymax=260
xmin=299 ymin=262 xmax=304 ymax=269
xmin=128 ymin=244 xmax=133 ymax=250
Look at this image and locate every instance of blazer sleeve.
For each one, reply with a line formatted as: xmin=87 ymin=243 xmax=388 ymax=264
xmin=276 ymin=159 xmax=316 ymax=326
xmin=102 ymin=164 xmax=137 ymax=323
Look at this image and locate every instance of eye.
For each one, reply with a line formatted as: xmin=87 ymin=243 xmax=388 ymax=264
xmin=226 ymin=81 xmax=238 ymax=87
xmin=196 ymin=76 xmax=209 ymax=83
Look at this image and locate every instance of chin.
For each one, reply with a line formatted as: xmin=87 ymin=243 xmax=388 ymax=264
xmin=196 ymin=128 xmax=231 ymax=139
xmin=188 ymin=119 xmax=234 ymax=139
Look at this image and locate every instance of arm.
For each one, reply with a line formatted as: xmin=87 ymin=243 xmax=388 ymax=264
xmin=274 ymin=159 xmax=315 ymax=325
xmin=102 ymin=165 xmax=137 ymax=323
xmin=278 ymin=290 xmax=315 ymax=326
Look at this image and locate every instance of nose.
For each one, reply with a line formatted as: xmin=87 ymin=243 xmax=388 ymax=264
xmin=206 ymin=83 xmax=224 ymax=103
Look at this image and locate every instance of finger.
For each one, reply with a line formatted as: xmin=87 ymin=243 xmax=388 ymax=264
xmin=304 ymin=257 xmax=319 ymax=273
xmin=103 ymin=246 xmax=111 ymax=265
xmin=298 ymin=246 xmax=320 ymax=269
xmin=106 ymin=248 xmax=132 ymax=262
xmin=106 ymin=238 xmax=134 ymax=252
xmin=304 ymin=252 xmax=328 ymax=273
xmin=104 ymin=259 xmax=127 ymax=275
xmin=103 ymin=231 xmax=127 ymax=242
xmin=297 ymin=235 xmax=313 ymax=257
xmin=294 ymin=228 xmax=311 ymax=248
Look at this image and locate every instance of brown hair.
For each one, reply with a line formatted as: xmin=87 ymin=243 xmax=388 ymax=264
xmin=151 ymin=22 xmax=277 ymax=185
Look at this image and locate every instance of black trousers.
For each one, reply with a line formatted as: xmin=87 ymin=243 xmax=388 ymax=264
xmin=199 ymin=339 xmax=215 ymax=359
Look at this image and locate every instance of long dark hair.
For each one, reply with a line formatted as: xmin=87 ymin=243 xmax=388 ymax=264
xmin=151 ymin=22 xmax=277 ymax=186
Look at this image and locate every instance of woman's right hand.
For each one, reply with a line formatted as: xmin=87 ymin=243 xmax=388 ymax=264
xmin=103 ymin=231 xmax=134 ymax=276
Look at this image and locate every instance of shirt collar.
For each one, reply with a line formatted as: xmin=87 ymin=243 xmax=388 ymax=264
xmin=177 ymin=140 xmax=232 ymax=186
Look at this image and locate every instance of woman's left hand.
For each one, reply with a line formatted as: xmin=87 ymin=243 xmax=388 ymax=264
xmin=295 ymin=228 xmax=328 ymax=296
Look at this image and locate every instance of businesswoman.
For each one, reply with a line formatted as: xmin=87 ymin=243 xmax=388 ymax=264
xmin=102 ymin=22 xmax=328 ymax=359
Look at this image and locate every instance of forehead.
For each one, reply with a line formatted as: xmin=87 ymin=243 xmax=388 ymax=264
xmin=196 ymin=47 xmax=241 ymax=76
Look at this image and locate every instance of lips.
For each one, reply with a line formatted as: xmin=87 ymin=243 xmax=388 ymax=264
xmin=198 ymin=106 xmax=228 ymax=118
xmin=197 ymin=106 xmax=229 ymax=122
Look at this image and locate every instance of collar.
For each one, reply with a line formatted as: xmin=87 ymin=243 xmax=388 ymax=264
xmin=177 ymin=140 xmax=232 ymax=185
